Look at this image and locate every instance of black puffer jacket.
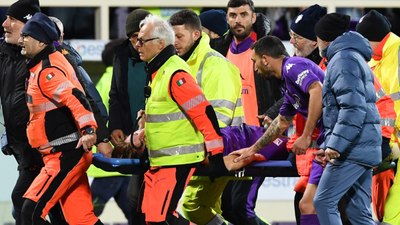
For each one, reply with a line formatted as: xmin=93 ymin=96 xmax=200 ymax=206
xmin=0 ymin=39 xmax=43 ymax=170
xmin=210 ymin=13 xmax=283 ymax=123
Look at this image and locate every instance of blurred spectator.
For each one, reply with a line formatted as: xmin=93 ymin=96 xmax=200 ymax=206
xmin=199 ymin=9 xmax=228 ymax=39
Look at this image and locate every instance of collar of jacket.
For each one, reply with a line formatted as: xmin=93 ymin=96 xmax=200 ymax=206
xmin=0 ymin=41 xmax=23 ymax=60
xmin=372 ymin=33 xmax=391 ymax=61
xmin=27 ymin=44 xmax=56 ymax=69
xmin=180 ymin=35 xmax=201 ymax=61
xmin=146 ymin=44 xmax=176 ymax=81
xmin=229 ymin=31 xmax=257 ymax=54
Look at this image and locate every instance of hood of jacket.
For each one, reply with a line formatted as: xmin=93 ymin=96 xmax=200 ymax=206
xmin=325 ymin=31 xmax=372 ymax=62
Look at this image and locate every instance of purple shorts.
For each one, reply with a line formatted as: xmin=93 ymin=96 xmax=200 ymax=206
xmin=308 ymin=160 xmax=324 ymax=185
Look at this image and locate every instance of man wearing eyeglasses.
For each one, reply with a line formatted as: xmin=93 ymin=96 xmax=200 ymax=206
xmin=287 ymin=4 xmax=326 ymax=225
xmin=108 ymin=9 xmax=150 ymax=225
xmin=169 ymin=9 xmax=243 ymax=225
xmin=135 ymin=15 xmax=229 ymax=224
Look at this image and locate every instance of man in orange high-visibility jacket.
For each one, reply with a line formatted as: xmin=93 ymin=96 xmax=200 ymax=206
xmin=19 ymin=13 xmax=103 ymax=225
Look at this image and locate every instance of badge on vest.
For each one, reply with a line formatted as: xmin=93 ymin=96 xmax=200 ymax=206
xmin=177 ymin=78 xmax=186 ymax=86
xmin=46 ymin=72 xmax=55 ymax=80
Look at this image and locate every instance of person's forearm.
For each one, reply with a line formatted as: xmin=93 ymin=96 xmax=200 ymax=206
xmin=303 ymin=83 xmax=322 ymax=137
xmin=253 ymin=114 xmax=292 ymax=152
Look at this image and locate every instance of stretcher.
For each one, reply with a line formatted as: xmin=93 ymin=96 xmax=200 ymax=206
xmin=92 ymin=153 xmax=299 ymax=177
xmin=92 ymin=124 xmax=299 ymax=177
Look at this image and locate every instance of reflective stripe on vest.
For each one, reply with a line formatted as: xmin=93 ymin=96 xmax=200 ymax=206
xmin=196 ymin=50 xmax=244 ymax=126
xmin=381 ymin=118 xmax=396 ymax=127
xmin=146 ymin=112 xmax=187 ymax=123
xmin=196 ymin=51 xmax=226 ymax=88
xmin=182 ymin=94 xmax=207 ymax=112
xmin=29 ymin=101 xmax=59 ymax=113
xmin=78 ymin=114 xmax=96 ymax=127
xmin=232 ymin=98 xmax=244 ymax=126
xmin=38 ymin=131 xmax=80 ymax=152
xmin=205 ymin=139 xmax=224 ymax=150
xmin=376 ymin=87 xmax=386 ymax=102
xmin=53 ymin=81 xmax=72 ymax=102
xmin=150 ymin=143 xmax=204 ymax=158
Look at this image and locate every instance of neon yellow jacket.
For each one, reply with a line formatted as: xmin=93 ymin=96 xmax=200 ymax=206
xmin=368 ymin=32 xmax=400 ymax=145
xmin=145 ymin=56 xmax=205 ymax=166
xmin=186 ymin=33 xmax=244 ymax=128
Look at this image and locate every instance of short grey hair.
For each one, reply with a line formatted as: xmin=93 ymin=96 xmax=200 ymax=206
xmin=139 ymin=15 xmax=175 ymax=46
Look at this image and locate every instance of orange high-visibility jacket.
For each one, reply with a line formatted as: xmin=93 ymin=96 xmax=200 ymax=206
xmin=26 ymin=48 xmax=97 ymax=153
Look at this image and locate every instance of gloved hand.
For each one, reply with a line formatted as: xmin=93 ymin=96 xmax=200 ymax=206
xmin=208 ymin=153 xmax=229 ymax=181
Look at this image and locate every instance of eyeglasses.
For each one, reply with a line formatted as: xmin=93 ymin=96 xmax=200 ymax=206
xmin=136 ymin=37 xmax=160 ymax=47
xmin=289 ymin=31 xmax=304 ymax=42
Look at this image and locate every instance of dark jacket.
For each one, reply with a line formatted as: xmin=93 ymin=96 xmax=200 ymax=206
xmin=210 ymin=13 xmax=282 ymax=122
xmin=0 ymin=39 xmax=43 ymax=170
xmin=321 ymin=31 xmax=381 ymax=167
xmin=109 ymin=39 xmax=147 ymax=134
xmin=55 ymin=42 xmax=109 ymax=143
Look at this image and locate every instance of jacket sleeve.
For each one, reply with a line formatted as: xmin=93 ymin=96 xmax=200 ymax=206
xmin=38 ymin=67 xmax=97 ymax=130
xmin=169 ymin=71 xmax=224 ymax=155
xmin=264 ymin=97 xmax=284 ymax=119
xmin=77 ymin=66 xmax=110 ymax=142
xmin=78 ymin=66 xmax=108 ymax=122
xmin=325 ymin=62 xmax=367 ymax=153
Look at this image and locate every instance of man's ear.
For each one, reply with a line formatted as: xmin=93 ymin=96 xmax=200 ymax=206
xmin=251 ymin=12 xmax=256 ymax=25
xmin=157 ymin=39 xmax=165 ymax=51
xmin=38 ymin=41 xmax=47 ymax=48
xmin=193 ymin=29 xmax=201 ymax=40
xmin=261 ymin=54 xmax=268 ymax=65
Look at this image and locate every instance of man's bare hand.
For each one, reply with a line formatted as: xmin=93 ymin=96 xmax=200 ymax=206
xmin=313 ymin=149 xmax=327 ymax=167
xmin=96 ymin=142 xmax=113 ymax=157
xmin=111 ymin=129 xmax=125 ymax=145
xmin=292 ymin=134 xmax=312 ymax=155
xmin=257 ymin=115 xmax=273 ymax=128
xmin=76 ymin=133 xmax=97 ymax=152
xmin=230 ymin=147 xmax=257 ymax=163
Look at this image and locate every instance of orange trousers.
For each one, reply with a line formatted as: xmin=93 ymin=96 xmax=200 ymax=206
xmin=24 ymin=150 xmax=99 ymax=225
xmin=372 ymin=169 xmax=395 ymax=221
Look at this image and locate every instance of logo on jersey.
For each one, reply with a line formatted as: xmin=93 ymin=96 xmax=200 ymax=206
xmin=273 ymin=138 xmax=284 ymax=146
xmin=285 ymin=63 xmax=295 ymax=73
xmin=295 ymin=69 xmax=309 ymax=86
xmin=292 ymin=94 xmax=301 ymax=109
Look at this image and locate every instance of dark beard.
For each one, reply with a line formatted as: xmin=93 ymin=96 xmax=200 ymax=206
xmin=231 ymin=26 xmax=252 ymax=41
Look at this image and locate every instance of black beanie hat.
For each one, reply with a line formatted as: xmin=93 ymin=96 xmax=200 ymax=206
xmin=22 ymin=12 xmax=58 ymax=44
xmin=200 ymin=9 xmax=228 ymax=37
xmin=126 ymin=9 xmax=150 ymax=37
xmin=7 ymin=0 xmax=40 ymax=23
xmin=315 ymin=13 xmax=351 ymax=42
xmin=290 ymin=4 xmax=327 ymax=41
xmin=356 ymin=10 xmax=391 ymax=42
